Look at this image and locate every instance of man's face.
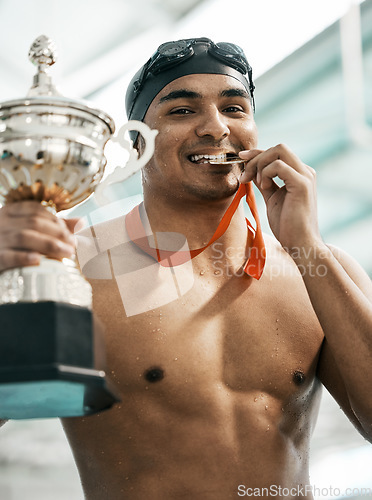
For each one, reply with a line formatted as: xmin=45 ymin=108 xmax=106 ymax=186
xmin=141 ymin=73 xmax=258 ymax=203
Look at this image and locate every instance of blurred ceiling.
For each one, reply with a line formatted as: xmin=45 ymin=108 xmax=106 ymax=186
xmin=0 ymin=0 xmax=207 ymax=101
xmin=254 ymin=0 xmax=372 ymax=274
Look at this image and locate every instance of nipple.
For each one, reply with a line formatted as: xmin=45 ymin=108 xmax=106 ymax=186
xmin=144 ymin=367 xmax=165 ymax=383
xmin=293 ymin=370 xmax=306 ymax=385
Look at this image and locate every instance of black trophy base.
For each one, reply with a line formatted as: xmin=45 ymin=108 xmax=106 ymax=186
xmin=0 ymin=302 xmax=120 ymax=419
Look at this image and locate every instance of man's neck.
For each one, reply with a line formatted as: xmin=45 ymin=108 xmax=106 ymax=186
xmin=142 ymin=190 xmax=249 ymax=257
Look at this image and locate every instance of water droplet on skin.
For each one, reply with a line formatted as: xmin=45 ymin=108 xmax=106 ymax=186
xmin=174 ymin=357 xmax=178 ymax=361
xmin=266 ymin=425 xmax=270 ymax=431
xmin=254 ymin=397 xmax=258 ymax=402
xmin=214 ymin=270 xmax=220 ymax=275
xmin=200 ymin=270 xmax=205 ymax=275
xmin=265 ymin=405 xmax=268 ymax=410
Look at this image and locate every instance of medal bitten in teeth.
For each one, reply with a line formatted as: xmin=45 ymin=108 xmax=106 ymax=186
xmin=189 ymin=153 xmax=245 ymax=165
xmin=190 ymin=153 xmax=228 ymax=164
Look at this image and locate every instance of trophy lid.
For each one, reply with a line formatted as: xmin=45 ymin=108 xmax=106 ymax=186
xmin=0 ymin=35 xmax=115 ymax=134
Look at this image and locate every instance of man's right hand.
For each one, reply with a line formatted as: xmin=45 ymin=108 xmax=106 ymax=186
xmin=0 ymin=201 xmax=78 ymax=273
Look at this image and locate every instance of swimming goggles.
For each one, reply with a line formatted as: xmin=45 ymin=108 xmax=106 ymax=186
xmin=133 ymin=37 xmax=255 ymax=105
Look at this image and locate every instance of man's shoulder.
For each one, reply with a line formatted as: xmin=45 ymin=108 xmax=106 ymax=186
xmin=75 ymin=212 xmax=135 ymax=279
xmin=76 ymin=213 xmax=129 ymax=248
xmin=262 ymin=232 xmax=288 ymax=259
xmin=261 ymin=232 xmax=303 ymax=281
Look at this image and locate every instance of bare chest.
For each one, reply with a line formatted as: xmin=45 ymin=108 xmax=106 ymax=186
xmin=90 ymin=267 xmax=324 ymax=407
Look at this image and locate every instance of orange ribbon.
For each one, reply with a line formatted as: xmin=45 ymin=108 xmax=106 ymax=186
xmin=125 ymin=182 xmax=266 ymax=279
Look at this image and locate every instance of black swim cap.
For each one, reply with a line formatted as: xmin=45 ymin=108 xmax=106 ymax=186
xmin=125 ymin=37 xmax=255 ymax=143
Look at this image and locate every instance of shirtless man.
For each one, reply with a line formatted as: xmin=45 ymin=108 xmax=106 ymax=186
xmin=0 ymin=37 xmax=372 ymax=499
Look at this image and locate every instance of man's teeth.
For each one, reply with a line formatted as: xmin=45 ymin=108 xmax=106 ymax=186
xmin=190 ymin=154 xmax=227 ymax=163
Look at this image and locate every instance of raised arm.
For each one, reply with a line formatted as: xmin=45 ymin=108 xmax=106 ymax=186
xmin=295 ymin=243 xmax=372 ymax=441
xmin=240 ymin=145 xmax=372 ymax=441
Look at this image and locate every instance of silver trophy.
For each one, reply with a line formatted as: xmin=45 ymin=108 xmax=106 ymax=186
xmin=0 ymin=35 xmax=157 ymax=419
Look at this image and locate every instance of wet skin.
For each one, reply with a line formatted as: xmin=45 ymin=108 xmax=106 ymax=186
xmin=62 ymin=234 xmax=325 ymax=500
xmin=1 ymin=74 xmax=370 ymax=499
xmin=62 ymin=74 xmax=327 ymax=499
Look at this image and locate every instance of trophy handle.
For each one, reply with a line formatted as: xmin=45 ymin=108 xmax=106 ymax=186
xmin=94 ymin=120 xmax=158 ymax=206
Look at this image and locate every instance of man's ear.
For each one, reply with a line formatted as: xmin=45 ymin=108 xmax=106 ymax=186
xmin=135 ymin=134 xmax=146 ymax=157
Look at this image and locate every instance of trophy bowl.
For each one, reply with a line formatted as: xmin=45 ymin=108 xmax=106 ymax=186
xmin=0 ymin=34 xmax=115 ymax=212
xmin=0 ymin=97 xmax=114 ymax=211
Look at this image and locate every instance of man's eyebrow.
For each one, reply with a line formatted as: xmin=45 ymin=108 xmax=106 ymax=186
xmin=158 ymin=89 xmax=202 ymax=104
xmin=220 ymin=88 xmax=250 ymax=99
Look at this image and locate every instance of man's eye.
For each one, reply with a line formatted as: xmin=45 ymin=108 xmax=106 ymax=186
xmin=170 ymin=108 xmax=193 ymax=115
xmin=224 ymin=106 xmax=243 ymax=113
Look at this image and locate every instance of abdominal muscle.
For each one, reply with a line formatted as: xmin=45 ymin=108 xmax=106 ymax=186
xmin=62 ymin=372 xmax=322 ymax=500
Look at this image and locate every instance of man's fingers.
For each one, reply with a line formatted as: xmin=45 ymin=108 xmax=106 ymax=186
xmin=239 ymin=149 xmax=262 ymax=161
xmin=0 ymin=201 xmax=79 ymax=274
xmin=3 ymin=229 xmax=75 ymax=259
xmin=4 ymin=201 xmax=56 ymax=218
xmin=240 ymin=144 xmax=313 ymax=185
xmin=0 ymin=217 xmax=75 ymax=249
xmin=0 ymin=250 xmax=41 ymax=273
xmin=259 ymin=145 xmax=310 ymax=178
xmin=239 ymin=149 xmax=262 ymax=182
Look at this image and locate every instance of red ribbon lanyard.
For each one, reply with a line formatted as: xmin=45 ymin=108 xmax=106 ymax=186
xmin=125 ymin=182 xmax=266 ymax=279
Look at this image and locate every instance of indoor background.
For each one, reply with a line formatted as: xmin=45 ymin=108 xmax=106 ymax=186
xmin=0 ymin=0 xmax=371 ymax=498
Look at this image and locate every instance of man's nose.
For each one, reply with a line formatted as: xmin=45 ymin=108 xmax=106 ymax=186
xmin=195 ymin=107 xmax=230 ymax=140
